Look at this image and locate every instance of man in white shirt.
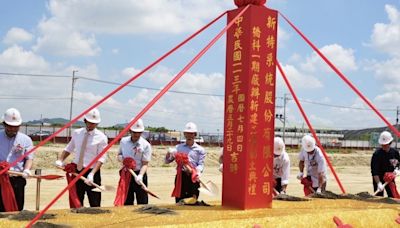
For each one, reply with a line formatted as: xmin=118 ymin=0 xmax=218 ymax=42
xmin=273 ymin=137 xmax=290 ymax=194
xmin=297 ymin=135 xmax=327 ymax=194
xmin=55 ymin=108 xmax=108 ymax=207
xmin=118 ymin=118 xmax=152 ymax=205
xmin=0 ymin=108 xmax=33 ymax=211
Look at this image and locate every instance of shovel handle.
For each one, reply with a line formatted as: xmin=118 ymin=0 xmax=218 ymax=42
xmin=7 ymin=170 xmax=63 ymax=180
xmin=182 ymin=164 xmax=213 ymax=192
xmin=128 ymin=168 xmax=160 ymax=199
xmin=70 ymin=172 xmax=104 ymax=191
xmin=56 ymin=166 xmax=104 ymax=191
xmin=373 ymin=171 xmax=400 ymax=196
xmin=374 ymin=181 xmax=389 ymax=196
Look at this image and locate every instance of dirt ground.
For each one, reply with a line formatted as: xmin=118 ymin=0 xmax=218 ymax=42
xmin=21 ymin=144 xmax=381 ymax=211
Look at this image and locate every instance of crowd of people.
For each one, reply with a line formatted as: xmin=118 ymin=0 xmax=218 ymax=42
xmin=0 ymin=107 xmax=399 ymax=212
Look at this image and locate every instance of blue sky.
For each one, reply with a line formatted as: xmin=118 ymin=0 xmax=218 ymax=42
xmin=1 ymin=0 xmax=400 ymax=133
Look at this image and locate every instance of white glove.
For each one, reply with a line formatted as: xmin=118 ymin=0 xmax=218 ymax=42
xmin=168 ymin=148 xmax=177 ymax=153
xmin=377 ymin=182 xmax=385 ymax=192
xmin=280 ymin=190 xmax=286 ymax=195
xmin=135 ymin=174 xmax=143 ymax=184
xmin=316 ymin=188 xmax=322 ymax=194
xmin=296 ymin=172 xmax=304 ymax=180
xmin=218 ymin=164 xmax=223 ymax=173
xmin=85 ymin=172 xmax=94 ymax=186
xmin=117 ymin=155 xmax=123 ymax=162
xmin=55 ymin=160 xmax=64 ymax=167
xmin=166 ymin=148 xmax=176 ymax=160
xmin=394 ymin=168 xmax=400 ymax=176
xmin=22 ymin=169 xmax=31 ymax=179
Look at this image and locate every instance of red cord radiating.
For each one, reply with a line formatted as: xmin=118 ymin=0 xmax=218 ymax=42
xmin=26 ymin=6 xmax=250 ymax=227
xmin=279 ymin=11 xmax=400 ymax=138
xmin=277 ymin=61 xmax=346 ymax=194
xmin=3 ymin=11 xmax=227 ymax=178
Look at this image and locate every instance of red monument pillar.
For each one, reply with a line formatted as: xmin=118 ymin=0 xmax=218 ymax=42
xmin=222 ymin=1 xmax=278 ymax=209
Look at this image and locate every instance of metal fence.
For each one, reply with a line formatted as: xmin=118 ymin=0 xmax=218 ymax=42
xmin=12 ymin=125 xmax=398 ymax=149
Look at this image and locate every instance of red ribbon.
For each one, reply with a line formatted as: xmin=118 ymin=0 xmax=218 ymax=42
xmin=301 ymin=177 xmax=314 ymax=196
xmin=272 ymin=179 xmax=277 ymax=197
xmin=171 ymin=153 xmax=198 ymax=198
xmin=234 ymin=0 xmax=266 ymax=7
xmin=114 ymin=158 xmax=136 ymax=206
xmin=64 ymin=163 xmax=81 ymax=208
xmin=384 ymin=172 xmax=400 ymax=198
xmin=0 ymin=162 xmax=18 ymax=211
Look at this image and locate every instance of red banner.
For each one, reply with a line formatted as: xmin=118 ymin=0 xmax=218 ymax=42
xmin=222 ymin=5 xmax=277 ymax=209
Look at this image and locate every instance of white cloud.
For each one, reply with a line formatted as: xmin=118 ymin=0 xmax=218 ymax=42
xmin=31 ymin=0 xmax=234 ymax=57
xmin=111 ymin=49 xmax=119 ymax=54
xmin=370 ymin=4 xmax=400 ymax=57
xmin=122 ymin=67 xmax=142 ymax=79
xmin=33 ymin=18 xmax=100 ymax=57
xmin=0 ymin=45 xmax=49 ymax=71
xmin=278 ymin=64 xmax=323 ymax=89
xmin=301 ymin=44 xmax=357 ymax=73
xmin=41 ymin=0 xmax=232 ymax=35
xmin=374 ymin=91 xmax=400 ymax=104
xmin=75 ymin=91 xmax=120 ymax=107
xmin=2 ymin=27 xmax=33 ymax=45
xmin=369 ymin=57 xmax=400 ymax=91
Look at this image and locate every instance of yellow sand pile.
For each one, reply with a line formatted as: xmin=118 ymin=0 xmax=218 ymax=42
xmin=1 ymin=199 xmax=399 ymax=227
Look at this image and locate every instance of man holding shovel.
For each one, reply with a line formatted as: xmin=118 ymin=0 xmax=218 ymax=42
xmin=117 ymin=118 xmax=152 ymax=205
xmin=55 ymin=108 xmax=108 ymax=207
xmin=297 ymin=135 xmax=327 ymax=195
xmin=0 ymin=108 xmax=33 ymax=211
xmin=165 ymin=122 xmax=206 ymax=203
xmin=371 ymin=131 xmax=400 ymax=197
xmin=273 ymin=137 xmax=290 ymax=195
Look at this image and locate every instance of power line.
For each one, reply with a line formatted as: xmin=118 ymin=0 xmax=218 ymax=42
xmin=1 ymin=71 xmax=397 ymax=111
xmin=77 ymin=76 xmax=224 ymax=97
xmin=0 ymin=96 xmax=69 ymax=100
xmin=0 ymin=72 xmax=70 ymax=78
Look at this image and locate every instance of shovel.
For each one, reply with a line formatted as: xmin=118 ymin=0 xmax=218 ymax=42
xmin=128 ymin=168 xmax=160 ymax=199
xmin=198 ymin=180 xmax=219 ymax=197
xmin=373 ymin=171 xmax=400 ymax=196
xmin=56 ymin=166 xmax=114 ymax=192
xmin=183 ymin=164 xmax=219 ymax=197
xmin=7 ymin=170 xmax=64 ymax=180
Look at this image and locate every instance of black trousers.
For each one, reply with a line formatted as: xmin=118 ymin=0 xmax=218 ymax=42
xmin=373 ymin=176 xmax=395 ymax=197
xmin=174 ymin=172 xmax=200 ymax=203
xmin=124 ymin=171 xmax=148 ymax=205
xmin=274 ymin=178 xmax=282 ymax=193
xmin=76 ymin=168 xmax=101 ymax=207
xmin=0 ymin=176 xmax=26 ymax=211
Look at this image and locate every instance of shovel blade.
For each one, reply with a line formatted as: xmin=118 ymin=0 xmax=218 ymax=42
xmin=198 ymin=181 xmax=219 ymax=197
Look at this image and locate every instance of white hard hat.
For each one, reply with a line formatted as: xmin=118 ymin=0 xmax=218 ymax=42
xmin=130 ymin=118 xmax=144 ymax=132
xmin=379 ymin=131 xmax=393 ymax=145
xmin=302 ymin=135 xmax=316 ymax=152
xmin=84 ymin=108 xmax=101 ymax=124
xmin=274 ymin=137 xmax=285 ymax=156
xmin=183 ymin=122 xmax=197 ymax=133
xmin=2 ymin=108 xmax=22 ymax=126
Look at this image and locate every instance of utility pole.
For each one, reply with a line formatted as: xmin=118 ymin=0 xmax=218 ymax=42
xmin=274 ymin=94 xmax=290 ymax=141
xmin=282 ymin=93 xmax=289 ymax=141
xmin=68 ymin=70 xmax=78 ymax=138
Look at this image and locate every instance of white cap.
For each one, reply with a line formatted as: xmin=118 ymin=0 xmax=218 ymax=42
xmin=130 ymin=118 xmax=144 ymax=132
xmin=2 ymin=108 xmax=22 ymax=126
xmin=379 ymin=131 xmax=393 ymax=145
xmin=183 ymin=122 xmax=197 ymax=133
xmin=84 ymin=108 xmax=101 ymax=124
xmin=302 ymin=135 xmax=316 ymax=152
xmin=274 ymin=137 xmax=285 ymax=155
